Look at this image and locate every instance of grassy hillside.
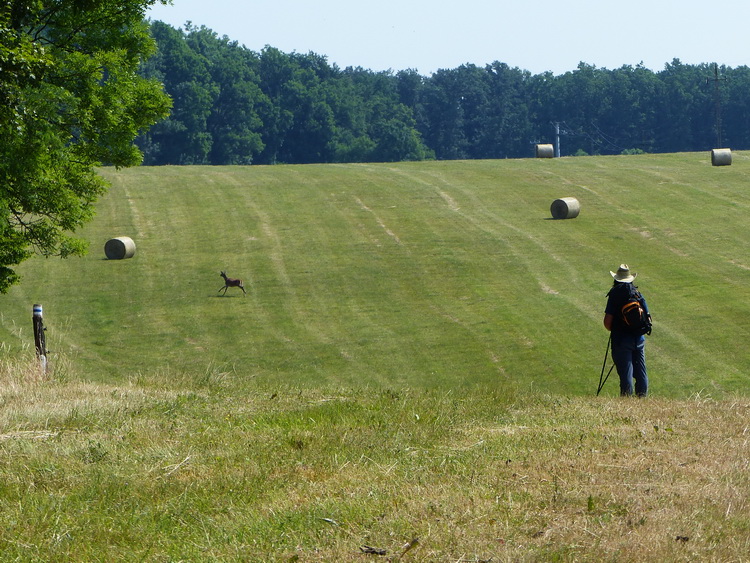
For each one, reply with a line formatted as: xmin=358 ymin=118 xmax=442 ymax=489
xmin=3 ymin=153 xmax=750 ymax=397
xmin=1 ymin=359 xmax=748 ymax=561
xmin=2 ymin=154 xmax=750 ymax=561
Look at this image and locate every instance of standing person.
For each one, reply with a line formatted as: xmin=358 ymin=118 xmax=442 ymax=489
xmin=603 ymin=264 xmax=651 ymax=397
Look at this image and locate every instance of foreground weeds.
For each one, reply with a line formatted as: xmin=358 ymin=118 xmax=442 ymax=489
xmin=0 ymin=359 xmax=748 ymax=561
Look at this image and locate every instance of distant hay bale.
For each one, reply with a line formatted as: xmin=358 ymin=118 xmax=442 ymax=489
xmin=104 ymin=236 xmax=136 ymax=260
xmin=536 ymin=144 xmax=554 ymax=158
xmin=550 ymin=197 xmax=580 ymax=220
xmin=711 ymin=148 xmax=732 ymax=166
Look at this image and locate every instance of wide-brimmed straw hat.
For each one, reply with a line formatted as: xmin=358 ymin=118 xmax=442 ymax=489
xmin=610 ymin=264 xmax=637 ymax=283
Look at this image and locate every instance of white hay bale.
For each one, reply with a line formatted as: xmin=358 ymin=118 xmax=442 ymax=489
xmin=550 ymin=197 xmax=580 ymax=220
xmin=536 ymin=144 xmax=554 ymax=158
xmin=104 ymin=236 xmax=136 ymax=260
xmin=711 ymin=148 xmax=732 ymax=166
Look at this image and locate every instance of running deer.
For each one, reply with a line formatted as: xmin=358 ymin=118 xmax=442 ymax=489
xmin=219 ymin=271 xmax=246 ymax=295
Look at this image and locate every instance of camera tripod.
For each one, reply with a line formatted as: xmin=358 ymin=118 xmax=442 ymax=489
xmin=597 ymin=334 xmax=616 ymax=396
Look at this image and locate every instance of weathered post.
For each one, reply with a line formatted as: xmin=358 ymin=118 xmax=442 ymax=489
xmin=32 ymin=304 xmax=47 ymax=373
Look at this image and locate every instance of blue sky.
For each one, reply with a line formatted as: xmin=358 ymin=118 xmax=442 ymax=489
xmin=147 ymin=0 xmax=750 ymax=76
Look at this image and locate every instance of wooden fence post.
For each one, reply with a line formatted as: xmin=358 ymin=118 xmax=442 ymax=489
xmin=32 ymin=304 xmax=47 ymax=373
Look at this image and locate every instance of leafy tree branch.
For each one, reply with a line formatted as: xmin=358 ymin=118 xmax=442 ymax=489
xmin=0 ymin=0 xmax=171 ymax=292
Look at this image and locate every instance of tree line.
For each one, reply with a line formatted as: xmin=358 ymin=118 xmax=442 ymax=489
xmin=138 ymin=21 xmax=750 ymax=165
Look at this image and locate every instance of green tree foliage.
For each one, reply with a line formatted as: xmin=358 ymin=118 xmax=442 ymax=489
xmin=266 ymin=50 xmax=338 ymax=164
xmin=419 ymin=67 xmax=470 ymax=159
xmin=0 ymin=0 xmax=171 ymax=292
xmin=141 ymin=26 xmax=433 ymax=166
xmin=138 ymin=22 xmax=263 ymax=164
xmin=141 ymin=22 xmax=750 ymax=166
xmin=724 ymin=65 xmax=750 ymax=148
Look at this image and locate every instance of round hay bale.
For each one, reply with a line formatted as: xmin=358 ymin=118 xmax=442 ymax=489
xmin=550 ymin=197 xmax=580 ymax=220
xmin=104 ymin=236 xmax=136 ymax=260
xmin=536 ymin=144 xmax=554 ymax=158
xmin=711 ymin=148 xmax=732 ymax=166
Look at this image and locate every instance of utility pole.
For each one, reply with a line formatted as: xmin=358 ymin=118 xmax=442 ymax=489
xmin=707 ymin=63 xmax=727 ymax=147
xmin=552 ymin=122 xmax=570 ymax=157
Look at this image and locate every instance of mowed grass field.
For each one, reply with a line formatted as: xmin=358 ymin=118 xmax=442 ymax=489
xmin=2 ymin=153 xmax=750 ymax=561
xmin=4 ymin=153 xmax=750 ymax=396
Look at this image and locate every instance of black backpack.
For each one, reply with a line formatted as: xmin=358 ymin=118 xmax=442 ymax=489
xmin=619 ymin=285 xmax=652 ymax=335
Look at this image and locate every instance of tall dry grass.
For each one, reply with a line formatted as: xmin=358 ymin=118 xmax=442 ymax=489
xmin=0 ymin=357 xmax=748 ymax=561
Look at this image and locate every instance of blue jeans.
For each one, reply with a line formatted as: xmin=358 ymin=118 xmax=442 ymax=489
xmin=611 ymin=333 xmax=648 ymax=397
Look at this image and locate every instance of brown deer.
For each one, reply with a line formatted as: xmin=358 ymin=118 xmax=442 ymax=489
xmin=219 ymin=271 xmax=246 ymax=295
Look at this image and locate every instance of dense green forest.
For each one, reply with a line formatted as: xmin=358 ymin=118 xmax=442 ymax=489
xmin=137 ymin=21 xmax=750 ymax=165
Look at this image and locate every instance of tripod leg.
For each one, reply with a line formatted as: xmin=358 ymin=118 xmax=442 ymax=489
xmin=597 ymin=334 xmax=612 ymax=396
